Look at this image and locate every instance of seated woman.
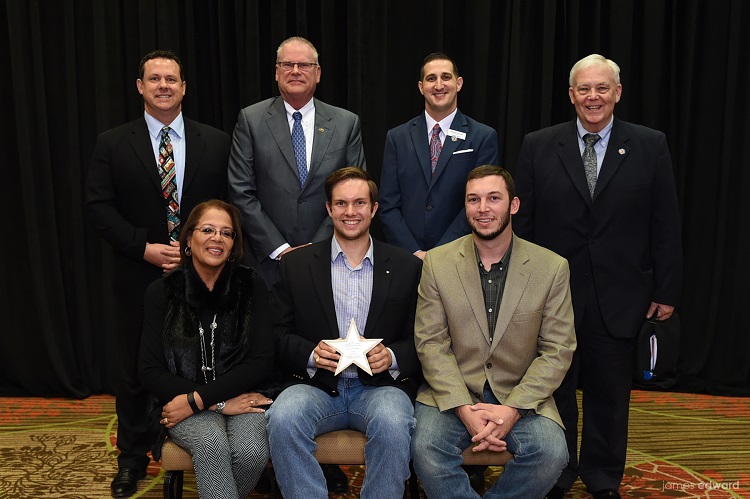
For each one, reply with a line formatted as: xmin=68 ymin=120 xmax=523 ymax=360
xmin=139 ymin=199 xmax=273 ymax=498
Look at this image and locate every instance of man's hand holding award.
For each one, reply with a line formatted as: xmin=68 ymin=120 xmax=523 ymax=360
xmin=322 ymin=319 xmax=382 ymax=375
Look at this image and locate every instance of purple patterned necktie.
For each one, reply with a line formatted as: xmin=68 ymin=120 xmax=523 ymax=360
xmin=430 ymin=123 xmax=442 ymax=174
xmin=158 ymin=126 xmax=180 ymax=240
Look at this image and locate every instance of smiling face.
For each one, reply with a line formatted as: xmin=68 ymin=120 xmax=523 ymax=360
xmin=569 ymin=63 xmax=622 ymax=133
xmin=275 ymin=40 xmax=321 ymax=109
xmin=136 ymin=58 xmax=186 ymax=124
xmin=187 ymin=208 xmax=235 ymax=278
xmin=465 ymin=175 xmax=519 ymax=241
xmin=326 ymin=178 xmax=378 ymax=243
xmin=419 ymin=58 xmax=463 ymax=121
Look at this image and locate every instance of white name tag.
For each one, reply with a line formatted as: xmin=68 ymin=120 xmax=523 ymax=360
xmin=445 ymin=129 xmax=466 ymax=141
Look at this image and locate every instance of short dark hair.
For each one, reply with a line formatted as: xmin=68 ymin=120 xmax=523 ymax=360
xmin=420 ymin=52 xmax=459 ymax=80
xmin=138 ymin=50 xmax=185 ymax=81
xmin=466 ymin=165 xmax=516 ymax=200
xmin=179 ymin=199 xmax=244 ymax=265
xmin=325 ymin=167 xmax=378 ymax=206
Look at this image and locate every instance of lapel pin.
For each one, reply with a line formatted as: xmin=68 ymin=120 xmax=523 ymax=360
xmin=618 ymin=148 xmax=626 ymax=155
xmin=319 ymin=128 xmax=324 ymax=133
xmin=451 ymin=136 xmax=457 ymax=142
xmin=386 ymin=270 xmax=390 ymax=274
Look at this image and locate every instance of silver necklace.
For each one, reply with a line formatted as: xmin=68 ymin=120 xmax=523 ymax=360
xmin=198 ymin=313 xmax=217 ymax=383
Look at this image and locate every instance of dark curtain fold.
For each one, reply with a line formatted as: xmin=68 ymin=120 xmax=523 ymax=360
xmin=1 ymin=0 xmax=748 ymax=397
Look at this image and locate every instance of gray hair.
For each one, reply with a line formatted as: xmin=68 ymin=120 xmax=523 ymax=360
xmin=276 ymin=36 xmax=319 ymax=64
xmin=569 ymin=54 xmax=620 ymax=86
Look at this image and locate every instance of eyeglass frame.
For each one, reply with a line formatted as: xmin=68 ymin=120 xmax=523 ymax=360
xmin=193 ymin=226 xmax=237 ymax=240
xmin=276 ymin=61 xmax=319 ymax=72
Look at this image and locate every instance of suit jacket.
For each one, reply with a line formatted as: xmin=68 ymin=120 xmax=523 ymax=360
xmin=379 ymin=110 xmax=498 ymax=253
xmin=414 ymin=235 xmax=576 ymax=427
xmin=513 ymin=118 xmax=683 ymax=338
xmin=86 ymin=116 xmax=230 ymax=304
xmin=227 ymin=97 xmax=367 ymax=286
xmin=271 ymin=237 xmax=423 ymax=400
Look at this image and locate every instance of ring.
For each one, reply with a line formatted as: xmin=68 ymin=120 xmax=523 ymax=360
xmin=497 ymin=418 xmax=502 ymax=424
xmin=250 ymin=400 xmax=255 ymax=405
xmin=314 ymin=355 xmax=320 ymax=362
xmin=163 ymin=418 xmax=169 ymax=424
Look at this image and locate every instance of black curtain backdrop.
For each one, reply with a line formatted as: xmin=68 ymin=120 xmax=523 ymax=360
xmin=1 ymin=0 xmax=748 ymax=397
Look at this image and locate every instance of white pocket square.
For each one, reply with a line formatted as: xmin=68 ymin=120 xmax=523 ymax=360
xmin=453 ymin=149 xmax=474 ymax=155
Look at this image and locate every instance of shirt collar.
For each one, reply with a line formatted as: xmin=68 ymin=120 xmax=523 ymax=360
xmin=284 ymin=98 xmax=315 ymax=122
xmin=144 ymin=111 xmax=184 ymax=140
xmin=425 ymin=108 xmax=458 ymax=136
xmin=330 ymin=235 xmax=375 ymax=266
xmin=576 ymin=116 xmax=614 ymax=146
xmin=473 ymin=236 xmax=514 ymax=271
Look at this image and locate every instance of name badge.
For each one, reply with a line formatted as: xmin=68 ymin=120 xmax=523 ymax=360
xmin=445 ymin=129 xmax=466 ymax=141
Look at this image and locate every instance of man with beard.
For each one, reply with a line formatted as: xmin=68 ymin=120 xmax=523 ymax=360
xmin=411 ymin=165 xmax=576 ymax=498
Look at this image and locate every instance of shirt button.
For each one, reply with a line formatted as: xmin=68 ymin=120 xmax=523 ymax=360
xmin=488 ymin=279 xmax=492 ymax=283
xmin=488 ymin=308 xmax=493 ymax=313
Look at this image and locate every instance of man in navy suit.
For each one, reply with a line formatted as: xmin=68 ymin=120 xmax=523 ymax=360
xmin=86 ymin=50 xmax=229 ymax=498
xmin=267 ymin=167 xmax=422 ymax=499
xmin=379 ymin=52 xmax=498 ymax=259
xmin=513 ymin=54 xmax=683 ymax=499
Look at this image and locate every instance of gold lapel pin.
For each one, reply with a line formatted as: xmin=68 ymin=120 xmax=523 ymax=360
xmin=319 ymin=128 xmax=324 ymax=133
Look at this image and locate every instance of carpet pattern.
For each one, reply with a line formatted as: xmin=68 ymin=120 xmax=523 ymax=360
xmin=0 ymin=390 xmax=748 ymax=498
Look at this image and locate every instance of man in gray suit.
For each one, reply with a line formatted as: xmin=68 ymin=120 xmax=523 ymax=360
xmin=411 ymin=165 xmax=576 ymax=498
xmin=228 ymin=36 xmax=366 ymax=289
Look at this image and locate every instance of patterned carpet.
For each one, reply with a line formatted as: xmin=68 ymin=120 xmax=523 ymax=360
xmin=0 ymin=390 xmax=748 ymax=498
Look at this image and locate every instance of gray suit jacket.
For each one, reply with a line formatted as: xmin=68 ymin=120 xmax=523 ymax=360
xmin=414 ymin=234 xmax=576 ymax=427
xmin=228 ymin=96 xmax=366 ymax=286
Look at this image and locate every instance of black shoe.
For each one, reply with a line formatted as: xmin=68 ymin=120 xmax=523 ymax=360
xmin=321 ymin=464 xmax=349 ymax=493
xmin=111 ymin=468 xmax=146 ymax=498
xmin=254 ymin=467 xmax=274 ymax=494
xmin=592 ymin=489 xmax=621 ymax=499
xmin=465 ymin=466 xmax=486 ymax=494
xmin=544 ymin=485 xmax=566 ymax=499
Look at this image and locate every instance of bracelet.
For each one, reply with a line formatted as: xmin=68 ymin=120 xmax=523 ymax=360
xmin=187 ymin=391 xmax=201 ymax=413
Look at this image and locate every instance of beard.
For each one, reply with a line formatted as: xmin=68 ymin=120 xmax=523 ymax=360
xmin=469 ymin=207 xmax=511 ymax=241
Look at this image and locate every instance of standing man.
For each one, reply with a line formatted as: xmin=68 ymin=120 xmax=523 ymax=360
xmin=379 ymin=52 xmax=498 ymax=259
xmin=86 ymin=50 xmax=229 ymax=498
xmin=267 ymin=167 xmax=422 ymax=499
xmin=412 ymin=165 xmax=575 ymax=498
xmin=513 ymin=54 xmax=683 ymax=499
xmin=228 ymin=36 xmax=366 ymax=288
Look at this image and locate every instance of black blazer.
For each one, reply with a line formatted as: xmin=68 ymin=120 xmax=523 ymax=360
xmin=86 ymin=116 xmax=230 ymax=304
xmin=513 ymin=118 xmax=682 ymax=339
xmin=271 ymin=237 xmax=423 ymax=399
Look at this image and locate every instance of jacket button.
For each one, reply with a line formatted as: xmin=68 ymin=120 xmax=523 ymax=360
xmin=486 ymin=362 xmax=493 ymax=369
xmin=426 ymin=205 xmax=433 ymax=211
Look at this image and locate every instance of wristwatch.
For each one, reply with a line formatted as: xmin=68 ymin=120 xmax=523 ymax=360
xmin=215 ymin=401 xmax=226 ymax=414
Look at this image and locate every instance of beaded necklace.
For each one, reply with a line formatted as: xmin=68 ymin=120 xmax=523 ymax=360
xmin=198 ymin=314 xmax=217 ymax=383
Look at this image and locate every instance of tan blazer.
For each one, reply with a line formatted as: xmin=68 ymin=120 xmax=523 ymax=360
xmin=415 ymin=234 xmax=576 ymax=427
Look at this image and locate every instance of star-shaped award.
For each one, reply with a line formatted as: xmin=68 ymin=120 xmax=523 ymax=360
xmin=323 ymin=319 xmax=382 ymax=376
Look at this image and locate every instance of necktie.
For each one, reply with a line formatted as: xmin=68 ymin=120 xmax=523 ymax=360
xmin=429 ymin=124 xmax=442 ymax=174
xmin=292 ymin=111 xmax=308 ymax=187
xmin=158 ymin=126 xmax=180 ymax=241
xmin=582 ymin=133 xmax=601 ymax=198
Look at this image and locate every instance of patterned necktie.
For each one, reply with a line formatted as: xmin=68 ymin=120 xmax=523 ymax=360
xmin=292 ymin=111 xmax=308 ymax=187
xmin=158 ymin=126 xmax=180 ymax=241
xmin=582 ymin=133 xmax=601 ymax=198
xmin=429 ymin=123 xmax=442 ymax=174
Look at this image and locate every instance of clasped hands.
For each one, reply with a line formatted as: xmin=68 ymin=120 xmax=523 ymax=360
xmin=159 ymin=391 xmax=273 ymax=429
xmin=312 ymin=340 xmax=392 ymax=374
xmin=456 ymin=403 xmax=521 ymax=453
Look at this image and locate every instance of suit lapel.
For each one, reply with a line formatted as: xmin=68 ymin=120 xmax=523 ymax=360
xmin=130 ymin=118 xmax=162 ymax=193
xmin=431 ymin=110 xmax=465 ymax=183
xmin=310 ymin=99 xmax=334 ymax=192
xmin=182 ymin=118 xmax=205 ymax=194
xmin=409 ymin=117 xmax=433 ymax=185
xmin=265 ymin=97 xmax=299 ymax=180
xmin=594 ymin=118 xmax=628 ymax=201
xmin=490 ymin=238 xmax=530 ymax=351
xmin=456 ymin=237 xmax=491 ymax=346
xmin=558 ymin=121 xmax=592 ymax=207
xmin=310 ymin=242 xmax=340 ymax=337
xmin=363 ymin=241 xmax=390 ymax=338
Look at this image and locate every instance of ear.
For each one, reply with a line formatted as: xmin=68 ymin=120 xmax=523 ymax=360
xmin=418 ymin=80 xmax=424 ymax=96
xmin=136 ymin=79 xmax=144 ymax=95
xmin=568 ymin=87 xmax=575 ymax=105
xmin=456 ymin=76 xmax=464 ymax=92
xmin=615 ymin=84 xmax=622 ymax=103
xmin=370 ymin=201 xmax=379 ymax=218
xmin=510 ymin=196 xmax=520 ymax=215
xmin=326 ymin=202 xmax=333 ymax=217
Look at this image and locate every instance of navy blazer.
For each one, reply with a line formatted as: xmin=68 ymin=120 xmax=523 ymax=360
xmin=271 ymin=237 xmax=423 ymax=400
xmin=86 ymin=116 xmax=229 ymax=304
xmin=379 ymin=110 xmax=498 ymax=253
xmin=513 ymin=118 xmax=682 ymax=338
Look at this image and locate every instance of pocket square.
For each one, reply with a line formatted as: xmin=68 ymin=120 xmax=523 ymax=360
xmin=453 ymin=148 xmax=474 ymax=155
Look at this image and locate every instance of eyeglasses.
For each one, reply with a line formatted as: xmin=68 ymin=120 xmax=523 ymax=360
xmin=276 ymin=61 xmax=318 ymax=72
xmin=194 ymin=226 xmax=237 ymax=240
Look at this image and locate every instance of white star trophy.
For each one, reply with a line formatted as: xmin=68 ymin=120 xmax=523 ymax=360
xmin=322 ymin=319 xmax=382 ymax=376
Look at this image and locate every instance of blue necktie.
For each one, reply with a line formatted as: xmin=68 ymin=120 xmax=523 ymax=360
xmin=292 ymin=111 xmax=308 ymax=187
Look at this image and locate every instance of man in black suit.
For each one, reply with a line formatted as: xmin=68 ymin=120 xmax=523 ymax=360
xmin=86 ymin=50 xmax=229 ymax=498
xmin=513 ymin=54 xmax=682 ymax=499
xmin=266 ymin=167 xmax=422 ymax=499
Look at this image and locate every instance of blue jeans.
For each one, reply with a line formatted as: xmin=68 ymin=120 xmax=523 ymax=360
xmin=412 ymin=385 xmax=567 ymax=499
xmin=266 ymin=378 xmax=415 ymax=499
